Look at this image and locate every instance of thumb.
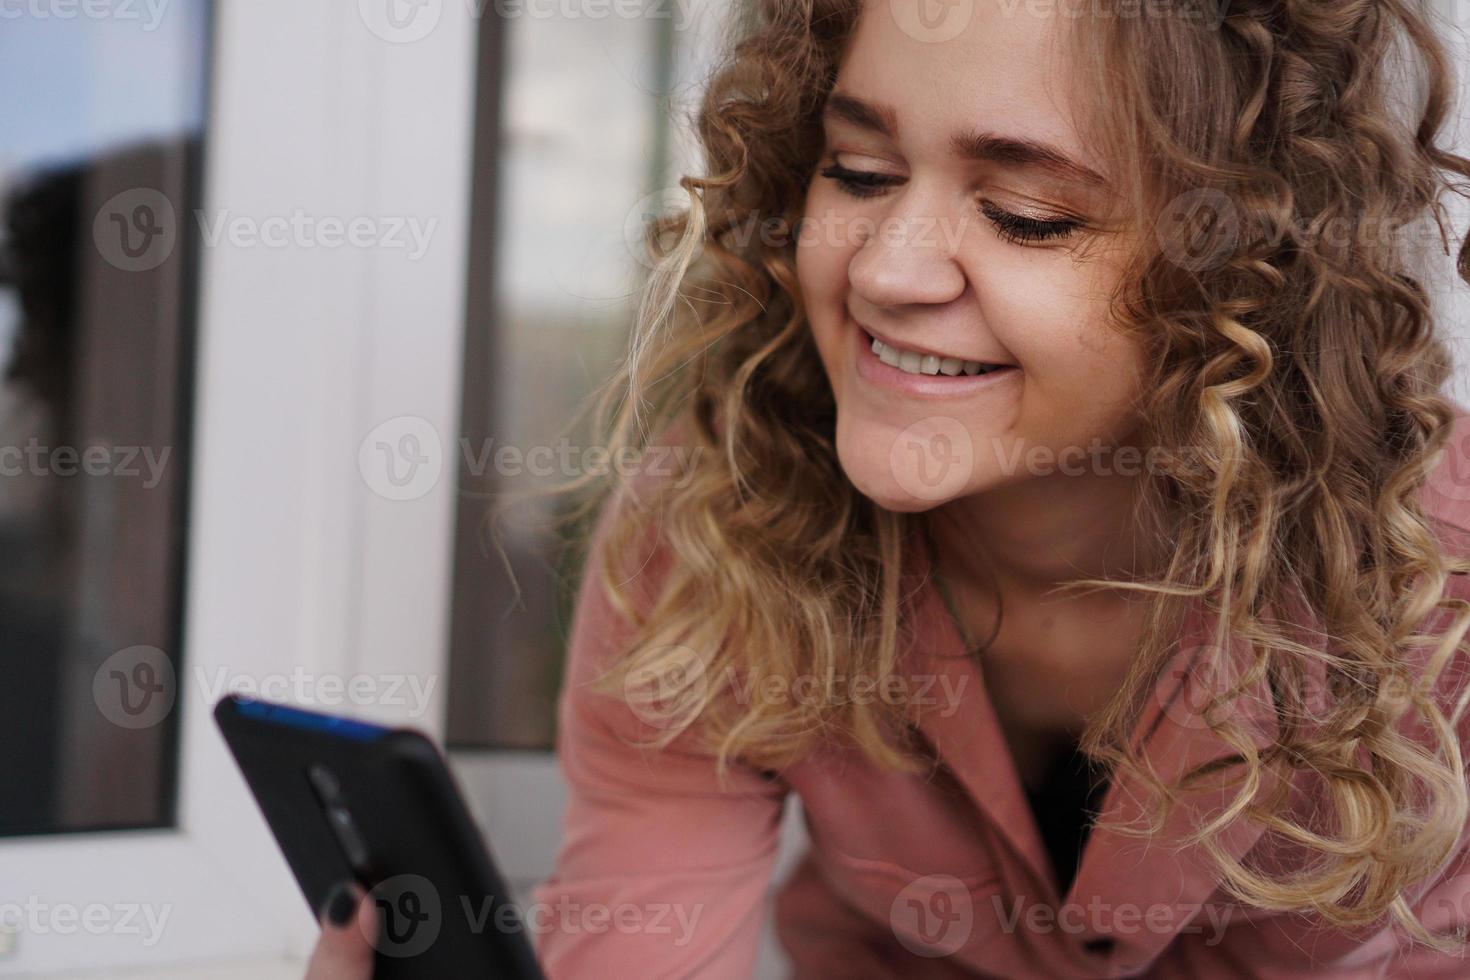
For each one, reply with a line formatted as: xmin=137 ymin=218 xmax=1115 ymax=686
xmin=305 ymin=881 xmax=377 ymax=980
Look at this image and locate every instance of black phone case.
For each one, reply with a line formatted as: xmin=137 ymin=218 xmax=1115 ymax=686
xmin=214 ymin=693 xmax=545 ymax=979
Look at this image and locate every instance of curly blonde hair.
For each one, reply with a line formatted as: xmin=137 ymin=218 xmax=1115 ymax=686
xmin=507 ymin=0 xmax=1470 ymax=951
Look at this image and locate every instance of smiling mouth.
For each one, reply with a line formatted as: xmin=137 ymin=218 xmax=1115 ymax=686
xmin=859 ymin=328 xmax=1016 ymax=378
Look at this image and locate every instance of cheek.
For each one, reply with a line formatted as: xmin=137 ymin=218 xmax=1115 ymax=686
xmin=796 ymin=211 xmax=856 ymax=371
xmin=982 ymin=262 xmax=1146 ymax=430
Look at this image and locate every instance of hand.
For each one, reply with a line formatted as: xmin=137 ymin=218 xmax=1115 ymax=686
xmin=304 ymin=881 xmax=377 ymax=980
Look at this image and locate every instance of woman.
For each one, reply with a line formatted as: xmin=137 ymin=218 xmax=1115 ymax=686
xmin=308 ymin=0 xmax=1470 ymax=975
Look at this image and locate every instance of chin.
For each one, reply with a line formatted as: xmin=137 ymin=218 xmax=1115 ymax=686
xmin=834 ymin=422 xmax=964 ymax=514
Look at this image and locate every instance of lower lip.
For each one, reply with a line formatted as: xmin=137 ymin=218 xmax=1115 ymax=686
xmin=852 ymin=321 xmax=1019 ymax=398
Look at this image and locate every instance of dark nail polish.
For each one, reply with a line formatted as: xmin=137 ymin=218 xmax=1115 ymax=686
xmin=322 ymin=881 xmax=357 ymax=927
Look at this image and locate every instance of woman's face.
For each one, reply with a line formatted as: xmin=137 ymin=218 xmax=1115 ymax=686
xmin=797 ymin=1 xmax=1147 ymax=514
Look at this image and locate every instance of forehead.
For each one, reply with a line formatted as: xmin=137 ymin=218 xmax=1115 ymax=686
xmin=834 ymin=1 xmax=1102 ymax=179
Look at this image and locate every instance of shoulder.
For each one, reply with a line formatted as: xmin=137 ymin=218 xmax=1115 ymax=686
xmin=1414 ymin=401 xmax=1470 ymax=687
xmin=568 ymin=416 xmax=701 ymax=665
xmin=1420 ymin=400 xmax=1470 ymax=546
xmin=1402 ymin=404 xmax=1470 ymax=799
xmin=558 ymin=414 xmax=719 ymax=740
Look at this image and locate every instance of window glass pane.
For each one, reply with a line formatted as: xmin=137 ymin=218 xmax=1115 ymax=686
xmin=447 ymin=2 xmax=738 ymax=747
xmin=0 ymin=3 xmax=210 ymax=835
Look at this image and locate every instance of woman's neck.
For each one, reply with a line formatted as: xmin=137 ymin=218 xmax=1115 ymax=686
xmin=927 ymin=464 xmax=1153 ymax=603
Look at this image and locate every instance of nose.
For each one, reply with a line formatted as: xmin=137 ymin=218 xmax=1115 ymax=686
xmin=846 ymin=193 xmax=967 ymax=310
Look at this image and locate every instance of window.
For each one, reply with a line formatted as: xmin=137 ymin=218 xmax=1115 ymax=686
xmin=0 ymin=0 xmax=210 ymax=837
xmin=1 ymin=2 xmax=481 ymax=973
xmin=446 ymin=0 xmax=744 ymax=748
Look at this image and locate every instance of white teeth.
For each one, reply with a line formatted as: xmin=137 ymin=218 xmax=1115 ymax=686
xmin=870 ymin=336 xmax=1004 ymax=378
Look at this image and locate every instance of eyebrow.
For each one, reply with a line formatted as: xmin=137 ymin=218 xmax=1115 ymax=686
xmin=822 ymin=91 xmax=1106 ymax=186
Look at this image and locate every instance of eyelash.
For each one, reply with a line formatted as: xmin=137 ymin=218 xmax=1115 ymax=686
xmin=817 ymin=163 xmax=1083 ymax=246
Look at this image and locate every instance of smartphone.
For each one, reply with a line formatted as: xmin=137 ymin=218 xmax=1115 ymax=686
xmin=213 ymin=693 xmax=545 ymax=979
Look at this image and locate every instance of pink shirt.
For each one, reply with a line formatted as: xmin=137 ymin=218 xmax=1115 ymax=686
xmin=531 ymin=410 xmax=1470 ymax=978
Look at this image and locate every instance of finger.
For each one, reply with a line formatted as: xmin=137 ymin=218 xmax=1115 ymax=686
xmin=304 ymin=881 xmax=375 ymax=980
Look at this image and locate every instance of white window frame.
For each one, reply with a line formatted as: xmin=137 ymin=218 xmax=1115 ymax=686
xmin=0 ymin=1 xmax=477 ymax=973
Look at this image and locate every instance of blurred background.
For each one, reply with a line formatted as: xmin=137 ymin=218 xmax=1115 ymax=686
xmin=3 ymin=1 xmax=1470 ymax=976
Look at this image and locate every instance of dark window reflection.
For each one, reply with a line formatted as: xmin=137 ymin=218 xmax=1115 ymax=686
xmin=0 ymin=4 xmax=210 ymax=836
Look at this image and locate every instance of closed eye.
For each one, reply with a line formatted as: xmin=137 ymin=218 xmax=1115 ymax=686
xmin=818 ymin=162 xmax=1084 ymax=246
xmin=819 ymin=163 xmax=903 ymax=198
xmin=976 ymin=200 xmax=1083 ymax=246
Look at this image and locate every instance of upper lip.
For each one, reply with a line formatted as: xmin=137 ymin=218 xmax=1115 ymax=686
xmin=853 ymin=317 xmax=1016 ymax=367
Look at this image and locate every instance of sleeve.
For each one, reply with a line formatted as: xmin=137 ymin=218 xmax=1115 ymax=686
xmin=1387 ymin=852 xmax=1470 ymax=978
xmin=527 ymin=489 xmax=790 ymax=980
xmin=1385 ymin=705 xmax=1470 ymax=976
xmin=1374 ymin=558 xmax=1470 ymax=977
